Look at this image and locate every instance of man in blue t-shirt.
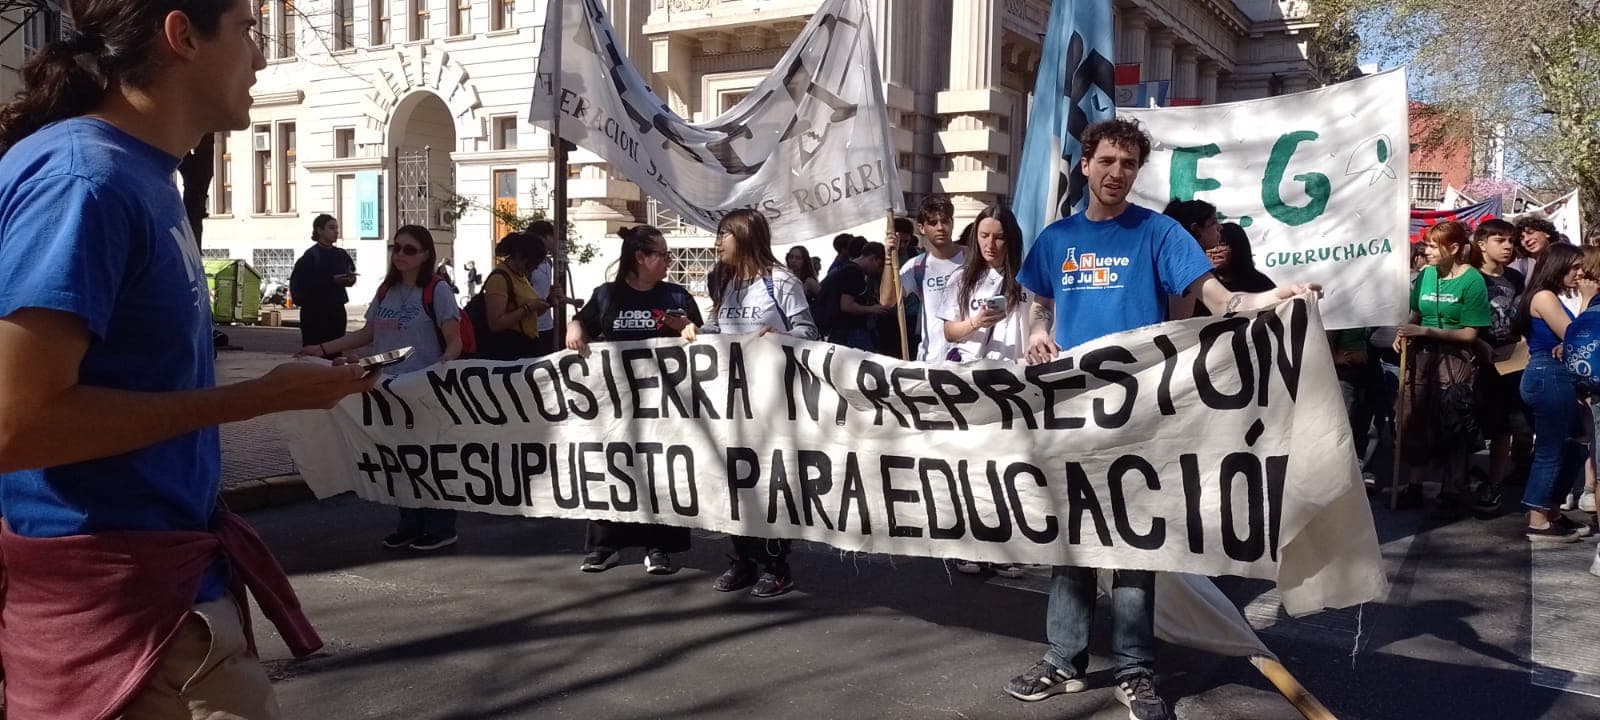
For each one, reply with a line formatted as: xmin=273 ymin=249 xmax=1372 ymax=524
xmin=0 ymin=4 xmax=376 ymax=716
xmin=1005 ymin=119 xmax=1313 ymax=720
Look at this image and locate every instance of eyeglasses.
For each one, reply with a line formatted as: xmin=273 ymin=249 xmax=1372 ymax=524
xmin=389 ymin=244 xmax=423 ymax=256
xmin=643 ymin=248 xmax=674 ymax=259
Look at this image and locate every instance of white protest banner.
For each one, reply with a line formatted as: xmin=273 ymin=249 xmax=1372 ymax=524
xmin=1122 ymin=70 xmax=1411 ymax=330
xmin=529 ymin=0 xmax=903 ymax=240
xmin=1511 ymin=190 xmax=1584 ymax=243
xmin=281 ymin=298 xmax=1384 ymax=615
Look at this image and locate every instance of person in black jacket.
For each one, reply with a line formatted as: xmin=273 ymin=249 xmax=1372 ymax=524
xmin=290 ymin=214 xmax=357 ymax=348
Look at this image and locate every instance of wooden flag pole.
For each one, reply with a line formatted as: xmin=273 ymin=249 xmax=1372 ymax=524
xmin=1250 ymin=656 xmax=1338 ymax=720
xmin=887 ymin=210 xmax=909 ymax=361
xmin=1389 ymin=338 xmax=1410 ymax=511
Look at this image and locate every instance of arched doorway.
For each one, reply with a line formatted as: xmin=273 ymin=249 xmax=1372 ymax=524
xmin=388 ymin=91 xmax=458 ymax=262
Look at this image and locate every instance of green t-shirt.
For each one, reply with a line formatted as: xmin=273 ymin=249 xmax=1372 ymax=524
xmin=1409 ymin=265 xmax=1491 ymax=330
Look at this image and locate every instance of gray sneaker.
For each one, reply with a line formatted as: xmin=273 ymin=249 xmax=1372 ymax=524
xmin=1114 ymin=675 xmax=1170 ymax=720
xmin=1005 ymin=660 xmax=1086 ymax=702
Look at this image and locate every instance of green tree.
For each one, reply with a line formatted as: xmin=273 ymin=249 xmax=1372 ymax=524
xmin=1314 ymin=0 xmax=1599 ymax=234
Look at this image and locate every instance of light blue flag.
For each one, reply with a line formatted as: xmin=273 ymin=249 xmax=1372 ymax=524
xmin=1013 ymin=0 xmax=1116 ymax=259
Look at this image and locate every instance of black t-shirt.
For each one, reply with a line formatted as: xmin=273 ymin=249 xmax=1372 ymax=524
xmin=289 ymin=243 xmax=355 ymax=308
xmin=822 ymin=263 xmax=877 ymax=332
xmin=575 ymin=281 xmax=704 ymax=342
xmin=1481 ymin=267 xmax=1526 ymax=352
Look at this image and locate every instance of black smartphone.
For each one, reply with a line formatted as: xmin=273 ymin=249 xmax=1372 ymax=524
xmin=354 ymin=346 xmax=413 ymax=371
xmin=665 ymin=308 xmax=688 ymax=318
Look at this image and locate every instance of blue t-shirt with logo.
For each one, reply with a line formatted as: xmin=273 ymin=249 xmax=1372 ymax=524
xmin=1018 ymin=204 xmax=1214 ymax=351
xmin=0 ymin=119 xmax=225 ymax=601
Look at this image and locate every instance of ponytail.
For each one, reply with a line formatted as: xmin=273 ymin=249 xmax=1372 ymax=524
xmin=0 ymin=37 xmax=110 ymax=155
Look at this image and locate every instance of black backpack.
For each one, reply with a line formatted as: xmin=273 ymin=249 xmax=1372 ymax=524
xmin=461 ymin=269 xmax=540 ymax=360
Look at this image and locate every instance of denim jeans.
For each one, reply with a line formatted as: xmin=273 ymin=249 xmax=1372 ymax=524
xmin=397 ymin=508 xmax=457 ymax=536
xmin=830 ymin=327 xmax=876 ymax=352
xmin=1520 ymin=357 xmax=1585 ymax=510
xmin=1044 ymin=566 xmax=1155 ymax=680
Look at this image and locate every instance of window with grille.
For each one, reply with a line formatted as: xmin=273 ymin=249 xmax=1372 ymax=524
xmin=21 ymin=6 xmax=60 ymax=59
xmin=492 ymin=0 xmax=514 ymax=30
xmin=201 ymin=248 xmax=232 ymax=260
xmin=1410 ymin=171 xmax=1444 ymax=207
xmin=334 ymin=0 xmax=354 ymax=49
xmin=371 ymin=0 xmax=390 ymax=45
xmin=450 ymin=0 xmax=470 ymax=35
xmin=253 ymin=248 xmax=297 ymax=281
xmin=668 ymin=247 xmax=719 ymax=297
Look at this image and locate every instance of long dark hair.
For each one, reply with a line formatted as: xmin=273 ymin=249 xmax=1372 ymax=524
xmin=615 ymin=225 xmax=666 ymax=284
xmin=312 ymin=213 xmax=336 ymax=241
xmin=956 ymin=205 xmax=1026 ymax=312
xmin=709 ymin=209 xmax=781 ymax=312
xmin=1514 ymin=242 xmax=1581 ymax=338
xmin=1218 ymin=223 xmax=1258 ymax=275
xmin=0 ymin=1 xmax=233 ymax=156
xmin=382 ymin=225 xmax=439 ymax=290
xmin=785 ymin=245 xmax=817 ymax=281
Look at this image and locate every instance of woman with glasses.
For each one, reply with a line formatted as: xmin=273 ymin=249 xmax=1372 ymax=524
xmin=568 ymin=225 xmax=703 ymax=576
xmin=703 ymin=209 xmax=817 ymax=598
xmin=480 ymin=232 xmax=550 ymax=360
xmin=300 ymin=226 xmax=464 ymax=551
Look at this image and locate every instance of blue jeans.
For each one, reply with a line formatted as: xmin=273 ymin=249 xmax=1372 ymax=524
xmin=397 ymin=508 xmax=457 ymax=536
xmin=1520 ymin=357 xmax=1585 ymax=510
xmin=1044 ymin=566 xmax=1155 ymax=680
xmin=831 ymin=327 xmax=876 ymax=352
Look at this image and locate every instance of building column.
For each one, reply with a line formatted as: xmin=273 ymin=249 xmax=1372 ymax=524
xmin=1118 ymin=10 xmax=1148 ymax=71
xmin=937 ymin=0 xmax=1002 ymax=222
xmin=1199 ymin=61 xmax=1219 ymax=105
xmin=1146 ymin=29 xmax=1173 ymax=83
xmin=1174 ymin=45 xmax=1198 ymax=100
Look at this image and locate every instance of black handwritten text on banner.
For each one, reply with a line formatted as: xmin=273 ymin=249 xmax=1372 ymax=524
xmin=281 ymin=299 xmax=1383 ymax=616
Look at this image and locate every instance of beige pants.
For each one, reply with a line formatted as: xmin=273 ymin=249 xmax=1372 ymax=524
xmin=120 ymin=595 xmax=280 ymax=720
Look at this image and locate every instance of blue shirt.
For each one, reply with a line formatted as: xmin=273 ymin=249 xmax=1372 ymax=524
xmin=0 ymin=119 xmax=225 ymax=600
xmin=1018 ymin=204 xmax=1213 ymax=350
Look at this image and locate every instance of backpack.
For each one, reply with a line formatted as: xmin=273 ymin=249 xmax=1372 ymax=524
xmin=460 ymin=268 xmax=540 ymax=360
xmin=377 ymin=275 xmax=477 ymax=358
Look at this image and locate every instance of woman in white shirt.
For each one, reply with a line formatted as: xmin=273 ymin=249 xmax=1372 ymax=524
xmin=936 ymin=205 xmax=1032 ymax=578
xmin=703 ymin=209 xmax=817 ymax=598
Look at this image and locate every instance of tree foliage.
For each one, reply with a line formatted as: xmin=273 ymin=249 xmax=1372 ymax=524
xmin=1314 ymin=0 xmax=1600 ymax=235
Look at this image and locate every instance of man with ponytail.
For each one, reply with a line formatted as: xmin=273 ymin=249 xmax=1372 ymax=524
xmin=0 ymin=2 xmax=377 ymax=717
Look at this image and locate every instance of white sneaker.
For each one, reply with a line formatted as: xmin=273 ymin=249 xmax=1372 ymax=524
xmin=953 ymin=560 xmax=984 ymax=575
xmin=1590 ymin=547 xmax=1600 ymax=578
xmin=992 ymin=563 xmax=1027 ymax=579
xmin=1581 ymin=490 xmax=1596 ymax=513
xmin=1564 ymin=493 xmax=1581 ymax=511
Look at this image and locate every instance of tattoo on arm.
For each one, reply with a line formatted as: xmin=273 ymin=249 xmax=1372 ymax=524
xmin=1031 ymin=304 xmax=1054 ymax=325
xmin=1225 ymin=293 xmax=1245 ymax=314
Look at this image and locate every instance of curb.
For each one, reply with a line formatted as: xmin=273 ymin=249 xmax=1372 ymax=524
xmin=222 ymin=473 xmax=315 ymax=512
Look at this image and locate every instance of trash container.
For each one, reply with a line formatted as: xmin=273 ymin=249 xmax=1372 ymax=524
xmin=204 ymin=259 xmax=263 ymax=325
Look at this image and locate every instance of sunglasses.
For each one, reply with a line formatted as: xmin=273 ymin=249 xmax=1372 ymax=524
xmin=389 ymin=244 xmax=423 ymax=256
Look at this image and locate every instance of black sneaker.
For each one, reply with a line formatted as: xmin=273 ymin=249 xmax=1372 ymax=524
xmin=712 ymin=558 xmax=759 ymax=592
xmin=581 ymin=549 xmax=621 ymax=573
xmin=1114 ymin=674 xmax=1170 ymax=720
xmin=1005 ymin=660 xmax=1086 ymax=702
xmin=643 ymin=549 xmax=678 ymax=575
xmin=1527 ymin=524 xmax=1582 ymax=543
xmin=381 ymin=532 xmax=419 ymax=550
xmin=1472 ymin=483 xmax=1503 ymax=512
xmin=409 ymin=532 xmax=458 ymax=551
xmin=750 ymin=566 xmax=795 ymax=598
xmin=1554 ymin=514 xmax=1596 ymax=538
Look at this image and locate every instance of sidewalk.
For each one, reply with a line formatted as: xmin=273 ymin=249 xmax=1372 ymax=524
xmin=270 ymin=303 xmax=368 ymax=330
xmin=216 ymin=348 xmax=316 ymax=511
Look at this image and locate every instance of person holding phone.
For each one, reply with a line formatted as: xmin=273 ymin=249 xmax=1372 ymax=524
xmin=567 ymin=225 xmax=702 ymax=575
xmin=290 ymin=213 xmax=357 ymax=349
xmin=935 ymin=205 xmax=1033 ymax=578
xmin=301 ymin=225 xmax=463 ymax=551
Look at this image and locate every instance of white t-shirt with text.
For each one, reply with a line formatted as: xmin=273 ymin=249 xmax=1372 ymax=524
xmin=706 ymin=268 xmax=819 ymax=340
xmin=899 ymin=250 xmax=964 ymax=362
xmin=935 ymin=267 xmax=1033 ymax=363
